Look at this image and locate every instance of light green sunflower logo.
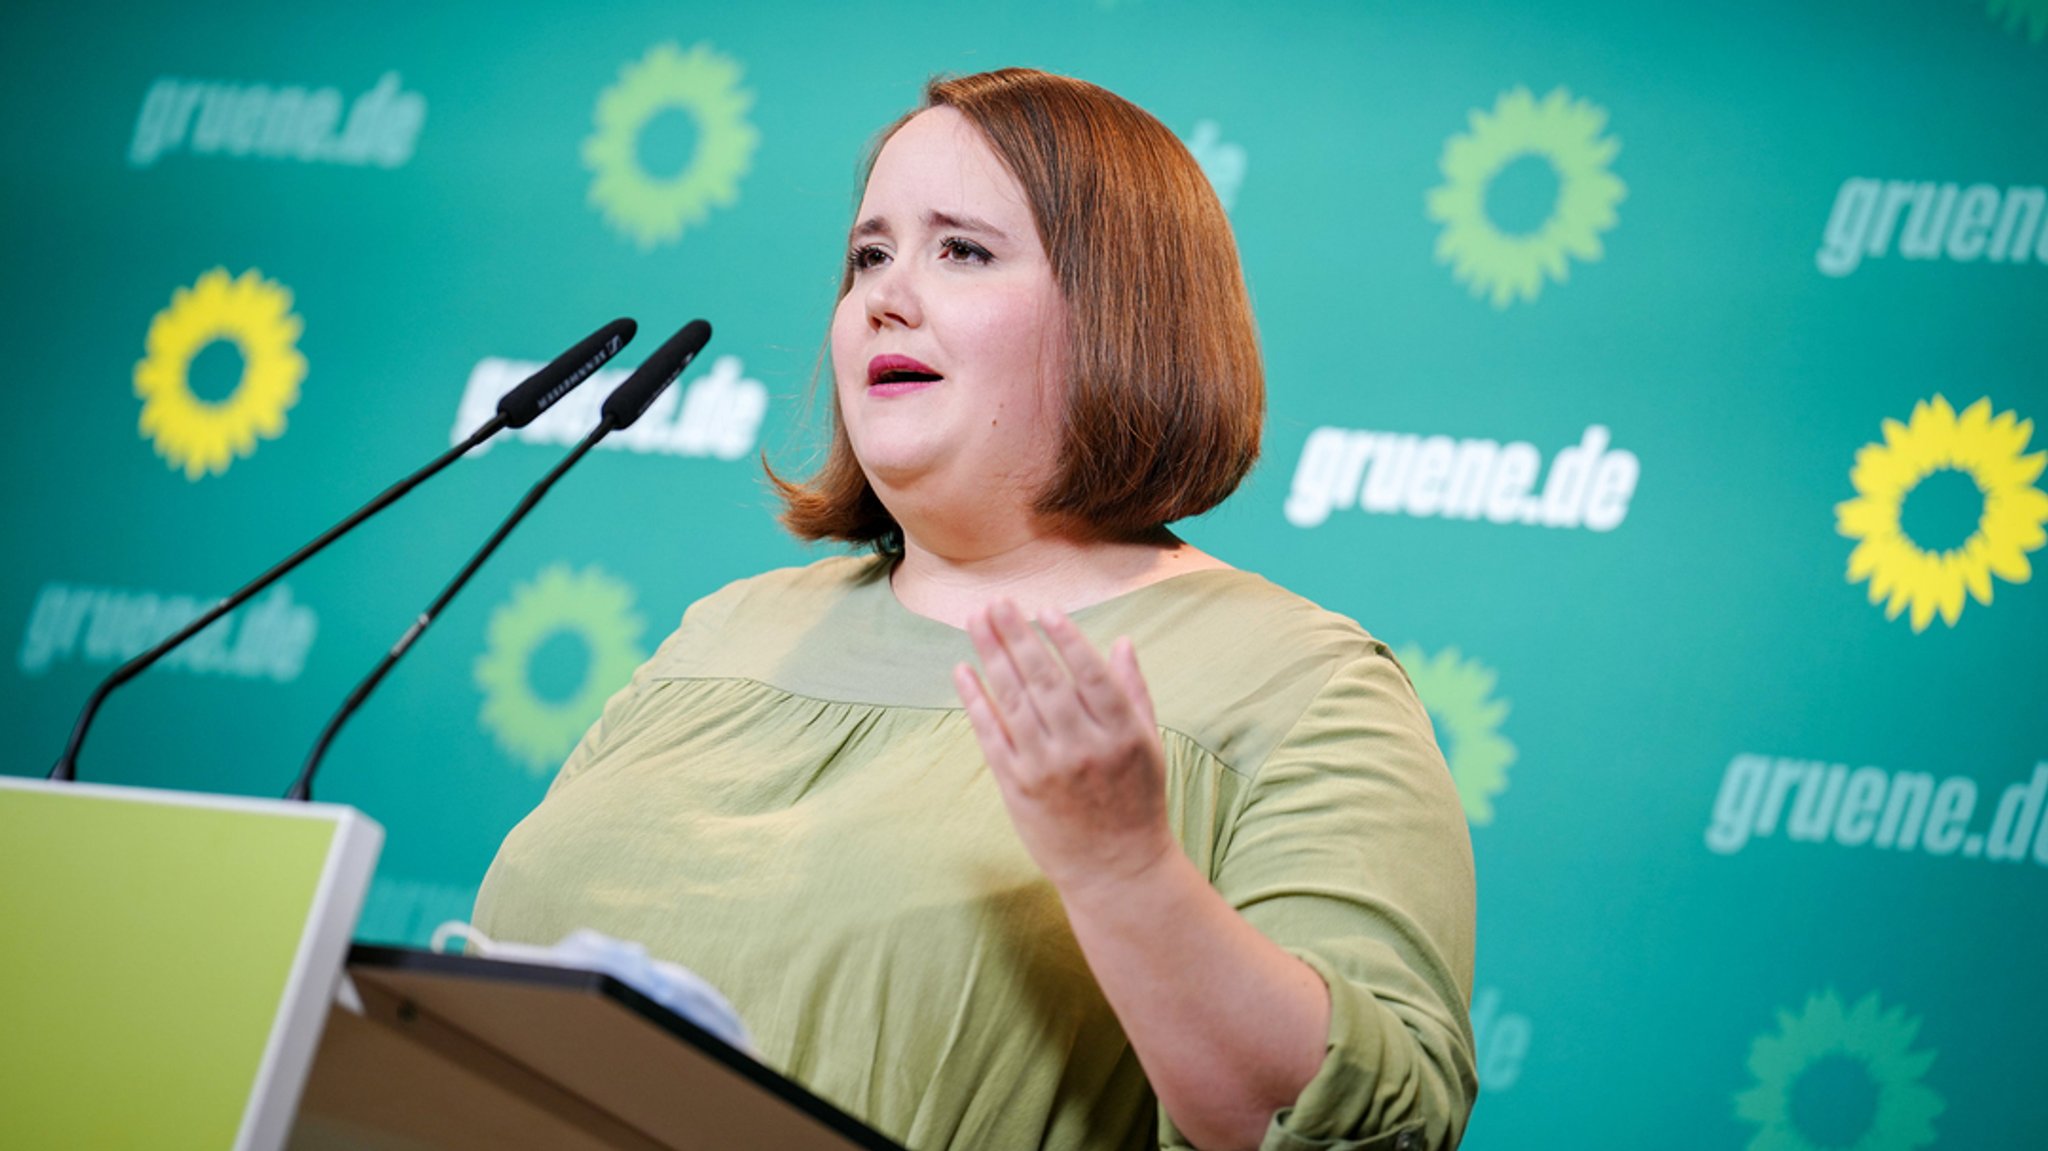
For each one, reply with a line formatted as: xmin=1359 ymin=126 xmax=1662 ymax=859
xmin=1395 ymin=645 xmax=1516 ymax=825
xmin=474 ymin=564 xmax=647 ymax=773
xmin=583 ymin=42 xmax=760 ymax=249
xmin=1987 ymin=0 xmax=2048 ymax=42
xmin=1426 ymin=86 xmax=1626 ymax=308
xmin=1735 ymin=990 xmax=1943 ymax=1151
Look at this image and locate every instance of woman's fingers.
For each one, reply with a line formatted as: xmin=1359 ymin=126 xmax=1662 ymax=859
xmin=989 ymin=602 xmax=1078 ymax=703
xmin=1039 ymin=610 xmax=1136 ymax=728
xmin=968 ymin=601 xmax=1155 ymax=753
xmin=967 ymin=602 xmax=1067 ymax=760
xmin=966 ymin=605 xmax=1036 ymax=723
xmin=958 ymin=603 xmax=1172 ymax=893
xmin=953 ymin=662 xmax=1018 ymax=774
xmin=984 ymin=601 xmax=1096 ymax=738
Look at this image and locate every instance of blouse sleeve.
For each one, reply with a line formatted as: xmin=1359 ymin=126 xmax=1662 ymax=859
xmin=1201 ymin=646 xmax=1478 ymax=1151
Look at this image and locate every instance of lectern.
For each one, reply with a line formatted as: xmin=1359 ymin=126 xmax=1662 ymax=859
xmin=0 ymin=777 xmax=909 ymax=1151
xmin=294 ymin=946 xmax=910 ymax=1150
xmin=0 ymin=775 xmax=381 ymax=1151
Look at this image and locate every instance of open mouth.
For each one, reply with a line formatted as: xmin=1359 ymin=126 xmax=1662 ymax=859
xmin=874 ymin=369 xmax=942 ymax=385
xmin=867 ymin=355 xmax=943 ymax=387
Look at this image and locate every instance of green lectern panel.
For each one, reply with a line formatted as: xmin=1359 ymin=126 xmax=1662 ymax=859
xmin=0 ymin=778 xmax=381 ymax=1151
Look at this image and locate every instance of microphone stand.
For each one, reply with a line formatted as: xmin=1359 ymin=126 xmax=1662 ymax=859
xmin=284 ymin=318 xmax=711 ymax=802
xmin=45 ymin=316 xmax=638 ymax=785
xmin=284 ymin=429 xmax=601 ymax=801
xmin=48 ymin=416 xmax=505 ymax=783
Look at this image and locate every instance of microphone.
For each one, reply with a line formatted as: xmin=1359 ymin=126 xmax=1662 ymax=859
xmin=602 ymin=319 xmax=714 ymax=428
xmin=285 ymin=319 xmax=713 ymax=802
xmin=501 ymin=318 xmax=639 ymax=427
xmin=46 ymin=318 xmax=637 ymax=784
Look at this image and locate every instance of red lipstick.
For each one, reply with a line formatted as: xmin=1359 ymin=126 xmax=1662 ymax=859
xmin=865 ymin=355 xmax=944 ymax=397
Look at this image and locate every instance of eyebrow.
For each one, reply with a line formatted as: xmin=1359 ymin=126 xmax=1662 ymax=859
xmin=850 ymin=210 xmax=1013 ymax=242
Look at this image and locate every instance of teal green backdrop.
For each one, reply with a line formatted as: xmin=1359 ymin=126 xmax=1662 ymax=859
xmin=4 ymin=1 xmax=2045 ymax=1146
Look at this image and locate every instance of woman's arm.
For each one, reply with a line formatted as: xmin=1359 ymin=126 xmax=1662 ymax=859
xmin=1061 ymin=841 xmax=1332 ymax=1149
xmin=953 ymin=600 xmax=1330 ymax=1151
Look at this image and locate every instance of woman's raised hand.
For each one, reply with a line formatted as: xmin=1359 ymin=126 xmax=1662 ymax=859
xmin=953 ymin=600 xmax=1179 ymax=898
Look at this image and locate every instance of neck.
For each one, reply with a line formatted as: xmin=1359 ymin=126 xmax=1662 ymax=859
xmin=889 ymin=522 xmax=1226 ymax=629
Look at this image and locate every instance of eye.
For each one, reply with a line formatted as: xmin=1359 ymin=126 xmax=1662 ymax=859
xmin=940 ymin=237 xmax=993 ymax=264
xmin=846 ymin=243 xmax=889 ymax=273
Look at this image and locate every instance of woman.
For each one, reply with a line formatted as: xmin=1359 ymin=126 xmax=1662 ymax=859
xmin=475 ymin=68 xmax=1476 ymax=1151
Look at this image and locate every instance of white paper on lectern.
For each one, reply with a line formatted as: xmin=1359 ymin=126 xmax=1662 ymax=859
xmin=429 ymin=922 xmax=757 ymax=1055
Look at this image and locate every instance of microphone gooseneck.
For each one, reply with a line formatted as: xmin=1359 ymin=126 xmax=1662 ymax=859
xmin=285 ymin=319 xmax=712 ymax=802
xmin=45 ymin=318 xmax=636 ymax=784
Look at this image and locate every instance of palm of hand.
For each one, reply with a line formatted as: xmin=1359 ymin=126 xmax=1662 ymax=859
xmin=952 ymin=600 xmax=1179 ymax=897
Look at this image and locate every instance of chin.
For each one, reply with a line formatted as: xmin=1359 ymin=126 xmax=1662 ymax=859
xmin=855 ymin=450 xmax=945 ymax=493
xmin=846 ymin=411 xmax=953 ymax=467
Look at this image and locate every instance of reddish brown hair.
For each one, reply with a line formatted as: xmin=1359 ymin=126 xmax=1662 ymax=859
xmin=775 ymin=68 xmax=1263 ymax=553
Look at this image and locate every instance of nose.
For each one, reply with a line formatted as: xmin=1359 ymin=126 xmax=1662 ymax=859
xmin=863 ymin=260 xmax=921 ymax=331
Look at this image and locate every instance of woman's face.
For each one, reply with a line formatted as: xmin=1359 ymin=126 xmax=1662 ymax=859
xmin=830 ymin=107 xmax=1067 ymax=534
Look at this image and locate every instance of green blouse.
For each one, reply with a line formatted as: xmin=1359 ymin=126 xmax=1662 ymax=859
xmin=473 ymin=556 xmax=1476 ymax=1150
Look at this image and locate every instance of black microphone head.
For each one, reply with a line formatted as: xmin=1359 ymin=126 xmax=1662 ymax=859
xmin=498 ymin=317 xmax=637 ymax=428
xmin=601 ymin=319 xmax=713 ymax=431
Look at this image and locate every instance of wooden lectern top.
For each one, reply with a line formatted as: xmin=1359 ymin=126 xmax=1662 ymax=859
xmin=291 ymin=945 xmax=909 ymax=1151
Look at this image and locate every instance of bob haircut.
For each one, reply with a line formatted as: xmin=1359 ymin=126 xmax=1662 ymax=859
xmin=775 ymin=67 xmax=1264 ymax=554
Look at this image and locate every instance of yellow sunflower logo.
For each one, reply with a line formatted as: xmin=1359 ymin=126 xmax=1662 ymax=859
xmin=134 ymin=268 xmax=306 ymax=480
xmin=1425 ymin=86 xmax=1625 ymax=308
xmin=1395 ymin=645 xmax=1516 ymax=825
xmin=474 ymin=564 xmax=648 ymax=774
xmin=1836 ymin=395 xmax=2048 ymax=632
xmin=1735 ymin=990 xmax=1943 ymax=1151
xmin=1987 ymin=0 xmax=2048 ymax=42
xmin=583 ymin=42 xmax=760 ymax=250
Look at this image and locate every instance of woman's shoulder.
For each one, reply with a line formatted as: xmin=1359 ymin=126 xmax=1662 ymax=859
xmin=1118 ymin=567 xmax=1389 ymax=668
xmin=1114 ymin=569 xmax=1421 ymax=777
xmin=637 ymin=553 xmax=886 ymax=674
xmin=676 ymin=553 xmax=883 ymax=625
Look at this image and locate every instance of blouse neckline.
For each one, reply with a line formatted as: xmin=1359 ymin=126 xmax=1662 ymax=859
xmin=860 ymin=556 xmax=1263 ymax=638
